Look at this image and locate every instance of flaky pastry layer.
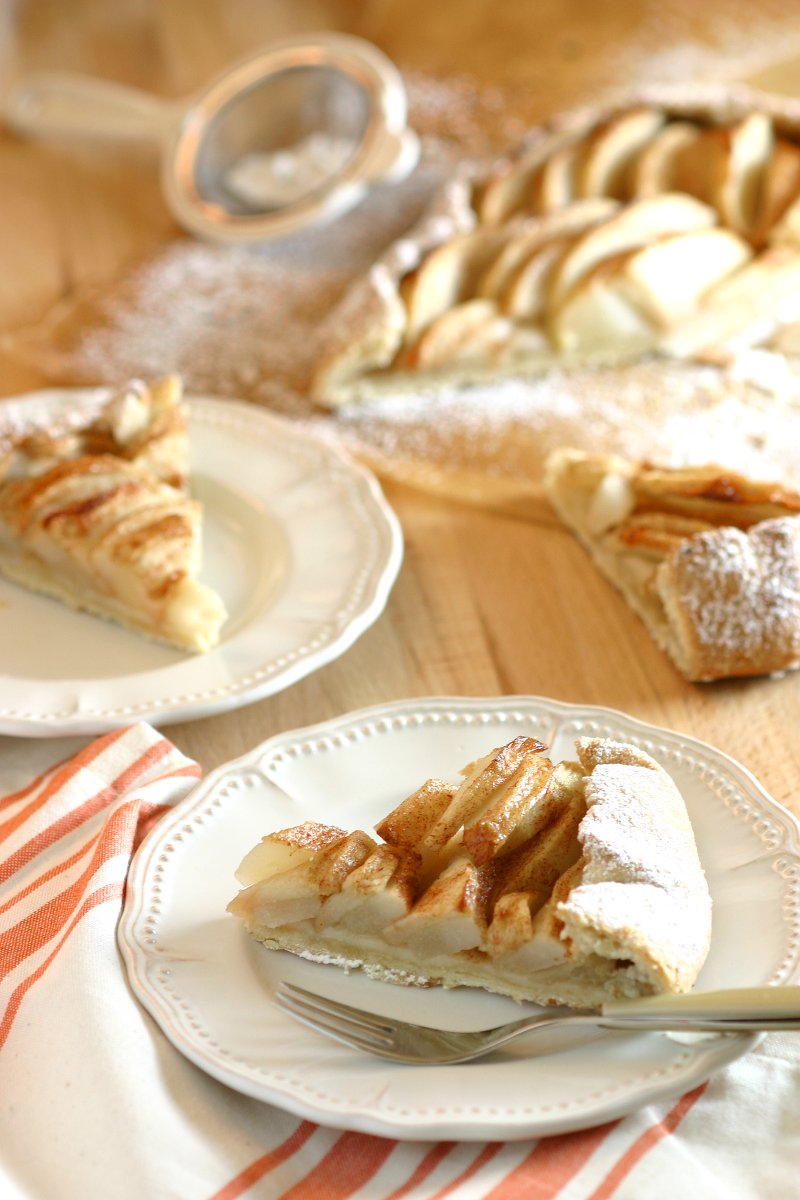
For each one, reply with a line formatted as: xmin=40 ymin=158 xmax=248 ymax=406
xmin=545 ymin=448 xmax=800 ymax=680
xmin=228 ymin=736 xmax=712 ymax=1009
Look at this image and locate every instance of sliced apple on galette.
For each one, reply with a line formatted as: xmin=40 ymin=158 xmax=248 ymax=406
xmin=228 ymin=734 xmax=712 ymax=1008
xmin=545 ymin=448 xmax=800 ymax=681
xmin=312 ymin=86 xmax=800 ymax=406
xmin=0 ymin=377 xmax=227 ymax=652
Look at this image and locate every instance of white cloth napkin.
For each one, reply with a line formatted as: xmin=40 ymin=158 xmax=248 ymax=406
xmin=1 ymin=722 xmax=799 ymax=1200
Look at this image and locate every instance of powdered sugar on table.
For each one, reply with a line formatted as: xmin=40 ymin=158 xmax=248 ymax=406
xmin=6 ymin=64 xmax=800 ymax=519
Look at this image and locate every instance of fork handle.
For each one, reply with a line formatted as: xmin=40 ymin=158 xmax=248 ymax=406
xmin=600 ymin=985 xmax=800 ymax=1030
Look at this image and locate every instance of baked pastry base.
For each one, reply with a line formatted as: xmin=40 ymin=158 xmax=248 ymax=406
xmin=229 ymin=736 xmax=712 ymax=1009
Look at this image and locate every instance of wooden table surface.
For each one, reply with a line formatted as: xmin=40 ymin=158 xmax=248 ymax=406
xmin=2 ymin=0 xmax=800 ymax=824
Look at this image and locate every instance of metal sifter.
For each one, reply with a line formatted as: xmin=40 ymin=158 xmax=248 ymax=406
xmin=3 ymin=32 xmax=420 ymax=243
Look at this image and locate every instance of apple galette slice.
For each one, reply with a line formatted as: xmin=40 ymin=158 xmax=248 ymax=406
xmin=228 ymin=735 xmax=712 ymax=1009
xmin=545 ymin=448 xmax=800 ymax=681
xmin=0 ymin=454 xmax=227 ymax=652
xmin=0 ymin=376 xmax=226 ymax=652
xmin=0 ymin=375 xmax=188 ymax=487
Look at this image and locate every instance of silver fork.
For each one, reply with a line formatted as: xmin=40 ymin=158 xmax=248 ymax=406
xmin=274 ymin=982 xmax=800 ymax=1064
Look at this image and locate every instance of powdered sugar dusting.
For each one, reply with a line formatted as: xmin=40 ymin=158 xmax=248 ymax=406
xmin=665 ymin=518 xmax=800 ymax=675
xmin=565 ymin=741 xmax=711 ymax=989
xmin=46 ymin=242 xmax=351 ymax=417
xmin=7 ymin=66 xmax=800 ymax=515
xmin=332 ymin=357 xmax=800 ymax=496
xmin=581 ymin=763 xmax=698 ymax=886
xmin=8 ymin=70 xmax=524 ymax=416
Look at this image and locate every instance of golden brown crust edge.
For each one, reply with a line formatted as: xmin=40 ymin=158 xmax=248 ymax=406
xmin=545 ymin=446 xmax=800 ymax=681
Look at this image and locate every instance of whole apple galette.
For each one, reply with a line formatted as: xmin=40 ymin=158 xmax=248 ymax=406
xmin=311 ymin=86 xmax=800 ymax=406
xmin=545 ymin=448 xmax=800 ymax=681
xmin=0 ymin=376 xmax=227 ymax=652
xmin=228 ymin=735 xmax=712 ymax=1008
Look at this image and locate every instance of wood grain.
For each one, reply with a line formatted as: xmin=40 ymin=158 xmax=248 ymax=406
xmin=1 ymin=0 xmax=800 ymax=828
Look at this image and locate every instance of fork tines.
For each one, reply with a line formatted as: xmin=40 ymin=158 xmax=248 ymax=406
xmin=274 ymin=982 xmax=396 ymax=1053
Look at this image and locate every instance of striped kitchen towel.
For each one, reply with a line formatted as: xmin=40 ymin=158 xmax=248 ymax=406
xmin=1 ymin=723 xmax=798 ymax=1200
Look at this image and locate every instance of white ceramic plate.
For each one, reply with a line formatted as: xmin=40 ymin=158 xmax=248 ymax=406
xmin=118 ymin=696 xmax=800 ymax=1142
xmin=0 ymin=389 xmax=402 ymax=735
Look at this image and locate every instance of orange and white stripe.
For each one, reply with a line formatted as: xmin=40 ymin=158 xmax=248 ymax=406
xmin=1 ymin=725 xmax=791 ymax=1200
xmin=0 ymin=724 xmax=199 ymax=1049
xmin=203 ymin=1088 xmax=709 ymax=1198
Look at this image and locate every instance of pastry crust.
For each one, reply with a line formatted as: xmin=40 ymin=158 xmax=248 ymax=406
xmin=545 ymin=447 xmax=800 ymax=681
xmin=227 ymin=735 xmax=712 ymax=1009
xmin=0 ymin=375 xmax=188 ymax=487
xmin=0 ymin=377 xmax=227 ymax=652
xmin=311 ymin=84 xmax=800 ymax=408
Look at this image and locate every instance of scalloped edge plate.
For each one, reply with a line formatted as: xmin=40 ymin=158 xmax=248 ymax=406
xmin=0 ymin=390 xmax=402 ymax=735
xmin=118 ymin=695 xmax=800 ymax=1141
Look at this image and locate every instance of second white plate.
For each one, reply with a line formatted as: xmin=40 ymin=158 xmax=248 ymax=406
xmin=118 ymin=696 xmax=800 ymax=1141
xmin=0 ymin=390 xmax=402 ymax=735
